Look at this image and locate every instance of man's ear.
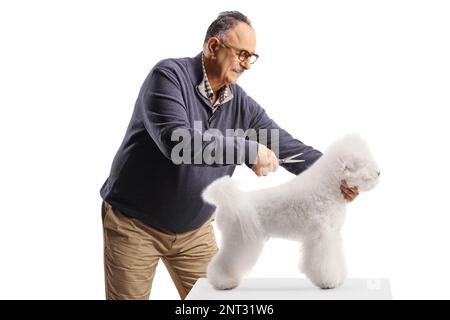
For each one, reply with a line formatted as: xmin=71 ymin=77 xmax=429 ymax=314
xmin=207 ymin=37 xmax=221 ymax=55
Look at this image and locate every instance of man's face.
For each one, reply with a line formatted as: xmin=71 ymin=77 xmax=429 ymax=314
xmin=212 ymin=22 xmax=257 ymax=85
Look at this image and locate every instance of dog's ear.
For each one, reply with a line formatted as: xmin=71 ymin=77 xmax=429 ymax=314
xmin=338 ymin=156 xmax=359 ymax=175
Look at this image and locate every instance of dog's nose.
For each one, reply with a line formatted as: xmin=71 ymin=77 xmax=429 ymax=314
xmin=377 ymin=171 xmax=381 ymax=176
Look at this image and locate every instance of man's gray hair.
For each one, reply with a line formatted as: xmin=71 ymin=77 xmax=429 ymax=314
xmin=203 ymin=11 xmax=252 ymax=45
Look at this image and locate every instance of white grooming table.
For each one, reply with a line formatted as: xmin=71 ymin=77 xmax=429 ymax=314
xmin=186 ymin=278 xmax=392 ymax=300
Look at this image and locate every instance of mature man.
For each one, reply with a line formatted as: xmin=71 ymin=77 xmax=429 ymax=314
xmin=100 ymin=11 xmax=358 ymax=300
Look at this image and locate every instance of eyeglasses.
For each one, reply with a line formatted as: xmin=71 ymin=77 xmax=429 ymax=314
xmin=220 ymin=42 xmax=259 ymax=64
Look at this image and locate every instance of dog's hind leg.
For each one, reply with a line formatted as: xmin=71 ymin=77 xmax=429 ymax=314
xmin=300 ymin=230 xmax=347 ymax=289
xmin=208 ymin=231 xmax=265 ymax=290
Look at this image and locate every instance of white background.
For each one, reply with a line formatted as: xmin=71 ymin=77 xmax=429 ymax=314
xmin=1 ymin=0 xmax=449 ymax=299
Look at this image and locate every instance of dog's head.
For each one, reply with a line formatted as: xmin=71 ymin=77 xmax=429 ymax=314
xmin=328 ymin=134 xmax=380 ymax=192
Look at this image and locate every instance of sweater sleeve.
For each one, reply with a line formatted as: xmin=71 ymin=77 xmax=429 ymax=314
xmin=246 ymin=94 xmax=323 ymax=175
xmin=140 ymin=66 xmax=258 ymax=166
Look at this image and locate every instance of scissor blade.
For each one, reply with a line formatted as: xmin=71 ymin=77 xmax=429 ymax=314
xmin=285 ymin=152 xmax=303 ymax=160
xmin=279 ymin=159 xmax=305 ymax=164
xmin=279 ymin=152 xmax=304 ymax=164
xmin=285 ymin=159 xmax=305 ymax=163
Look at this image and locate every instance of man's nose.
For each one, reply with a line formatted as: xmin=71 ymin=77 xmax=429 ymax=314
xmin=240 ymin=60 xmax=251 ymax=70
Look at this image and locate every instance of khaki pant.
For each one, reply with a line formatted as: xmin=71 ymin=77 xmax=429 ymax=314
xmin=101 ymin=201 xmax=218 ymax=300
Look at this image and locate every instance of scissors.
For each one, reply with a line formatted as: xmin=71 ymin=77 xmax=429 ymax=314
xmin=278 ymin=152 xmax=305 ymax=164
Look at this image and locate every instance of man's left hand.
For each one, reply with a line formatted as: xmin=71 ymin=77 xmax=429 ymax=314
xmin=340 ymin=180 xmax=359 ymax=202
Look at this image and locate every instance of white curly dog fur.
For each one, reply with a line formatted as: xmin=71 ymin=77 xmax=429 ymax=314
xmin=202 ymin=134 xmax=380 ymax=290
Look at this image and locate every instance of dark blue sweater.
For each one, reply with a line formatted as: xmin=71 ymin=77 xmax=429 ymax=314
xmin=100 ymin=53 xmax=322 ymax=233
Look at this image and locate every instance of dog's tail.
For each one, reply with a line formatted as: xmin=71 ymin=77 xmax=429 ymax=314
xmin=202 ymin=176 xmax=262 ymax=240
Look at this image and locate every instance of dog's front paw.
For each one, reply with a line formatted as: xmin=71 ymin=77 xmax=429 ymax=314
xmin=305 ymin=267 xmax=347 ymax=290
xmin=314 ymin=278 xmax=345 ymax=290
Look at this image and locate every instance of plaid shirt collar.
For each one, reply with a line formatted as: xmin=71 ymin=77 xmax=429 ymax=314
xmin=197 ymin=54 xmax=233 ymax=109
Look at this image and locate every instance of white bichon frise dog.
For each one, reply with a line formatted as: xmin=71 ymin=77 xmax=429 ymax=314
xmin=202 ymin=134 xmax=380 ymax=290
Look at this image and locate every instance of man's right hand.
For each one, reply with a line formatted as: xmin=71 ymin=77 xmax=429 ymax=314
xmin=251 ymin=144 xmax=279 ymax=176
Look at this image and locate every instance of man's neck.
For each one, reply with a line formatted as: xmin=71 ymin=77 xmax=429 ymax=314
xmin=203 ymin=55 xmax=226 ymax=93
